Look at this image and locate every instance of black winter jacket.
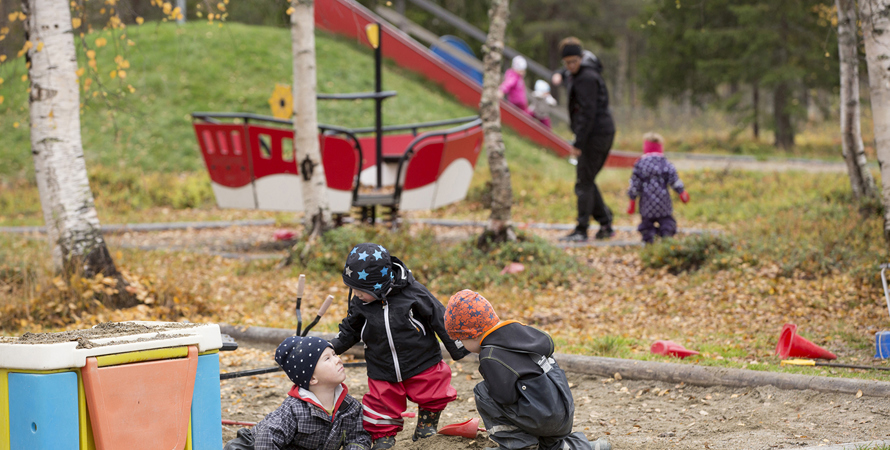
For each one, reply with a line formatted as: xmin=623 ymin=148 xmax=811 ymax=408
xmin=477 ymin=321 xmax=557 ymax=405
xmin=567 ymin=61 xmax=615 ymax=150
xmin=331 ymin=256 xmax=469 ymax=383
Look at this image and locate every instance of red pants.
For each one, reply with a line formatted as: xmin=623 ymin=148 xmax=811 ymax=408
xmin=361 ymin=360 xmax=457 ymax=439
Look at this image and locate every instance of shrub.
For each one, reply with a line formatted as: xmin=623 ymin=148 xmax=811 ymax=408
xmin=640 ymin=233 xmax=734 ymax=274
xmin=295 ymin=225 xmax=590 ymax=296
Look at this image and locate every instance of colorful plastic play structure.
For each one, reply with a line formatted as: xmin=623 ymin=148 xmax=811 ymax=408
xmin=193 ymin=18 xmax=484 ymax=223
xmin=0 ymin=322 xmax=223 ymax=450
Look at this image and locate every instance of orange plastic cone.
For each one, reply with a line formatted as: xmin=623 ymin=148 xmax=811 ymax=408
xmin=775 ymin=323 xmax=837 ymax=360
xmin=650 ymin=340 xmax=699 ymax=359
xmin=438 ymin=418 xmax=486 ymax=439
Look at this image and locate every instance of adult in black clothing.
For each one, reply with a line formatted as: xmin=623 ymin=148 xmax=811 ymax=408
xmin=557 ymin=38 xmax=615 ymax=241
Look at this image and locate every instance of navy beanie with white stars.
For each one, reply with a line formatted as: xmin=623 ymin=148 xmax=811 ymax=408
xmin=274 ymin=336 xmax=333 ymax=390
xmin=342 ymin=242 xmax=393 ymax=300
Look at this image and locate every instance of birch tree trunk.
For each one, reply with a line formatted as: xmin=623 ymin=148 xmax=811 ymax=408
xmin=477 ymin=0 xmax=515 ymax=245
xmin=837 ymin=0 xmax=878 ymax=202
xmin=23 ymin=0 xmax=128 ymax=301
xmin=859 ymin=0 xmax=890 ymax=241
xmin=291 ymin=0 xmax=331 ymax=257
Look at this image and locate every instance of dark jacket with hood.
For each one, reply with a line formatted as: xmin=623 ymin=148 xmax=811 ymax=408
xmin=565 ymin=50 xmax=615 ymax=150
xmin=477 ymin=321 xmax=563 ymax=405
xmin=331 ymin=243 xmax=469 ymax=383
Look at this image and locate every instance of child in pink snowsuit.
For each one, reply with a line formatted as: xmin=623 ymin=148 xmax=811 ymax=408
xmin=499 ymin=56 xmax=530 ymax=114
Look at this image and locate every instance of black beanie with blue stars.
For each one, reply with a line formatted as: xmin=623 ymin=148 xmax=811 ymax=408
xmin=342 ymin=242 xmax=393 ymax=300
xmin=274 ymin=336 xmax=333 ymax=390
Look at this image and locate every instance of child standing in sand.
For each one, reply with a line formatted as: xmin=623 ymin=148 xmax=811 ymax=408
xmin=331 ymin=242 xmax=470 ymax=450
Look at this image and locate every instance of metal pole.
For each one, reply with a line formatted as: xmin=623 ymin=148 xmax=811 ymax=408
xmin=374 ymin=23 xmax=383 ymax=189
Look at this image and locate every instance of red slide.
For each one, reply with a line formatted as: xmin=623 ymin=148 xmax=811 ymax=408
xmin=315 ymin=0 xmax=638 ymax=168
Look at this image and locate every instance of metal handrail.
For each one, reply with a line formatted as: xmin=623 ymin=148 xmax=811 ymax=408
xmin=349 ymin=115 xmax=479 ymax=135
xmin=191 ymin=112 xmax=479 ymax=137
xmin=317 ymin=91 xmax=398 ymax=100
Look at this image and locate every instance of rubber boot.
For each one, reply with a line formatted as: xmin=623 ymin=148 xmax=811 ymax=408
xmin=412 ymin=409 xmax=442 ymax=441
xmin=371 ymin=436 xmax=396 ymax=450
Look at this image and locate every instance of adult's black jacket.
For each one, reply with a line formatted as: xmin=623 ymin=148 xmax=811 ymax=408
xmin=567 ymin=62 xmax=615 ymax=150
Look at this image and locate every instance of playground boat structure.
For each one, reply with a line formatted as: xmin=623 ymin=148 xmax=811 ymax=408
xmin=192 ymin=19 xmax=484 ymax=223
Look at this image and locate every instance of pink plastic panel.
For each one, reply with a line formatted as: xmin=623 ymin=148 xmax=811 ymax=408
xmin=81 ymin=346 xmax=198 ymax=450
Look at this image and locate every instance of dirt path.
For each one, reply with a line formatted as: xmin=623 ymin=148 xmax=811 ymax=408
xmin=220 ymin=343 xmax=888 ymax=450
xmin=665 ymin=153 xmax=849 ymax=173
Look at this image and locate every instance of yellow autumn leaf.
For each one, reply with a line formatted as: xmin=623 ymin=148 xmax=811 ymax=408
xmin=21 ymin=74 xmax=27 ymax=81
xmin=13 ymin=122 xmax=19 ymax=128
xmin=127 ymin=84 xmax=135 ymax=93
xmin=72 ymin=17 xmax=82 ymax=28
xmin=87 ymin=50 xmax=96 ymax=59
xmin=76 ymin=68 xmax=85 ymax=77
xmin=127 ymin=39 xmax=135 ymax=46
xmin=109 ymin=70 xmax=117 ymax=79
xmin=0 ymin=96 xmax=4 ymax=105
xmin=136 ymin=16 xmax=144 ymax=25
xmin=217 ymin=3 xmax=226 ymax=11
xmin=88 ymin=59 xmax=97 ymax=69
xmin=95 ymin=37 xmax=107 ymax=47
xmin=17 ymin=12 xmax=26 ymax=21
xmin=1 ymin=27 xmax=9 ymax=34
xmin=36 ymin=41 xmax=44 ymax=52
xmin=0 ymin=55 xmax=6 ymax=62
xmin=8 ymin=12 xmax=17 ymax=22
xmin=84 ymin=78 xmax=92 ymax=90
xmin=0 ymin=77 xmax=4 ymax=84
xmin=286 ymin=6 xmax=294 ymax=14
xmin=118 ymin=70 xmax=126 ymax=79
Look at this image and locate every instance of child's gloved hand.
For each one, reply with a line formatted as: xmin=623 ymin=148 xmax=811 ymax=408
xmin=627 ymin=200 xmax=636 ymax=215
xmin=680 ymin=191 xmax=690 ymax=203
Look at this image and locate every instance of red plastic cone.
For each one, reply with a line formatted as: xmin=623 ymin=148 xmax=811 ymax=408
xmin=438 ymin=418 xmax=485 ymax=439
xmin=775 ymin=323 xmax=837 ymax=360
xmin=650 ymin=340 xmax=699 ymax=359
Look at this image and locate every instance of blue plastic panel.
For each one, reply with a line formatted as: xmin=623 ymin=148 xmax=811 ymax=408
xmin=9 ymin=372 xmax=79 ymax=450
xmin=190 ymin=353 xmax=222 ymax=450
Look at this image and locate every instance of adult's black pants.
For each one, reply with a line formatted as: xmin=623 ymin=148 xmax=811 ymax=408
xmin=574 ymin=133 xmax=614 ymax=229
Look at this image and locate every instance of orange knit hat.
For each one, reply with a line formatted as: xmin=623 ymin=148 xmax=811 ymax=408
xmin=444 ymin=289 xmax=500 ymax=341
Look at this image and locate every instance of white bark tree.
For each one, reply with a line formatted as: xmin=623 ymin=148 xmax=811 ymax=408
xmin=837 ymin=0 xmax=878 ymax=202
xmin=291 ymin=0 xmax=331 ymax=257
xmin=23 ymin=0 xmax=128 ymax=300
xmin=478 ymin=0 xmax=516 ymax=245
xmin=859 ymin=0 xmax=890 ymax=241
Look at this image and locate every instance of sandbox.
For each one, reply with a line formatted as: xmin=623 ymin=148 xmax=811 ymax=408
xmin=0 ymin=321 xmax=223 ymax=450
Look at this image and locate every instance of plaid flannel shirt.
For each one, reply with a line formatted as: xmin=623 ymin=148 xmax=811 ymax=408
xmin=251 ymin=385 xmax=369 ymax=450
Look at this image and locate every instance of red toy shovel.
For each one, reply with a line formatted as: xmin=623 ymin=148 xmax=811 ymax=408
xmin=650 ymin=340 xmax=700 ymax=359
xmin=438 ymin=418 xmax=486 ymax=439
xmin=775 ymin=323 xmax=837 ymax=360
